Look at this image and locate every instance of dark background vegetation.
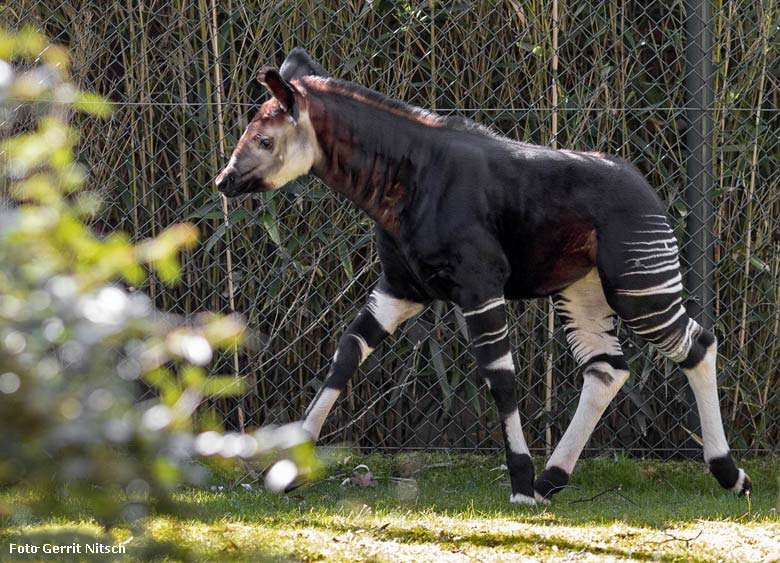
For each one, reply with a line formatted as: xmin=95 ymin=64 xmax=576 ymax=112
xmin=2 ymin=0 xmax=778 ymax=458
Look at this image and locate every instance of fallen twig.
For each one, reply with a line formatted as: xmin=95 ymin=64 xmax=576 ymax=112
xmin=644 ymin=529 xmax=702 ymax=548
xmin=412 ymin=462 xmax=453 ymax=475
xmin=567 ymin=484 xmax=636 ymax=505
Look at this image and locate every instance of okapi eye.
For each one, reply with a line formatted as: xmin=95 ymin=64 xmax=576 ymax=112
xmin=254 ymin=135 xmax=272 ymax=149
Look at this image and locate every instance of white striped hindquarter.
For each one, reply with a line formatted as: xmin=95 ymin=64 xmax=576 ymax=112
xmin=554 ymin=270 xmax=622 ymax=366
xmin=612 ymin=215 xmax=698 ymax=363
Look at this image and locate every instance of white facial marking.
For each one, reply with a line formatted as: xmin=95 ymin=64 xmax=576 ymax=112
xmin=265 ymin=111 xmax=322 ymax=189
xmin=368 ymin=290 xmax=423 ymax=334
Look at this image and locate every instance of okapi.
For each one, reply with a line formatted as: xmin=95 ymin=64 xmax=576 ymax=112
xmin=215 ymin=49 xmax=751 ymax=505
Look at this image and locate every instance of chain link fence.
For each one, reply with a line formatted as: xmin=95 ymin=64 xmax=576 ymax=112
xmin=3 ymin=0 xmax=778 ymax=458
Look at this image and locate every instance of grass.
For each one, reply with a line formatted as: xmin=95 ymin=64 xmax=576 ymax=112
xmin=2 ymin=454 xmax=779 ymax=562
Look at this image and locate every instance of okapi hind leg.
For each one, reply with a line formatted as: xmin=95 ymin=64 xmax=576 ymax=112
xmin=301 ymin=281 xmax=424 ymax=440
xmin=534 ymin=269 xmax=629 ymax=503
xmin=600 ymin=213 xmax=751 ymax=496
xmin=679 ymin=330 xmax=751 ymax=495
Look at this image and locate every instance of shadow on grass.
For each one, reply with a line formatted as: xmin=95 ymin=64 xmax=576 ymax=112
xmin=178 ymin=454 xmax=777 ymax=530
xmin=317 ymin=520 xmax=715 ymax=563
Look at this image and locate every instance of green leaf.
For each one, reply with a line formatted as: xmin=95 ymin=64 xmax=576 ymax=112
xmin=73 ymin=92 xmax=113 ymax=118
xmin=201 ymin=376 xmax=246 ymax=397
xmin=429 ymin=338 xmax=451 ymax=414
xmin=261 ymin=212 xmax=281 ymax=245
xmin=337 ymin=242 xmax=354 ymax=278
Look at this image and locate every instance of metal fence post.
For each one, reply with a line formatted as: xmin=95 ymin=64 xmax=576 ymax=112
xmin=683 ymin=0 xmax=714 ymax=329
xmin=683 ymin=0 xmax=714 ymax=455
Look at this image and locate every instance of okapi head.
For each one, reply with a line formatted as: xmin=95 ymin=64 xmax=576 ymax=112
xmin=216 ymin=55 xmax=326 ymax=197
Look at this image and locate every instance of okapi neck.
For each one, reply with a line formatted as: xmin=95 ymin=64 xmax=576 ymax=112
xmin=303 ymin=82 xmax=431 ymax=236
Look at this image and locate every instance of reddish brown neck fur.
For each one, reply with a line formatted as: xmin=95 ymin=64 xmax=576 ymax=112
xmin=300 ymin=77 xmax=435 ymax=236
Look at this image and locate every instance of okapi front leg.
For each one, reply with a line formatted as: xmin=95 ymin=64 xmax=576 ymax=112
xmin=302 ymin=282 xmax=424 ymax=439
xmin=463 ymin=297 xmax=535 ymax=505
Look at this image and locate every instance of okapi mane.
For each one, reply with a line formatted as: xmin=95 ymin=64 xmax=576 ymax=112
xmin=299 ymin=76 xmax=501 ymax=141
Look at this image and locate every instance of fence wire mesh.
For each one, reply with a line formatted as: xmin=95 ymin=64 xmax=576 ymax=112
xmin=2 ymin=0 xmax=779 ymax=458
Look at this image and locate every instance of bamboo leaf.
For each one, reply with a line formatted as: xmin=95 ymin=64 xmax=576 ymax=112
xmin=429 ymin=338 xmax=451 ymax=414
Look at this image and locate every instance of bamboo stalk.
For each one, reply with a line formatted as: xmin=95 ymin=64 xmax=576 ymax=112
xmin=207 ymin=0 xmax=244 ymax=430
xmin=713 ymin=0 xmax=736 ymax=323
xmin=121 ymin=1 xmax=141 ymax=246
xmin=177 ymin=0 xmax=193 ymax=314
xmin=544 ymin=0 xmax=560 ymax=457
xmin=732 ymin=0 xmax=772 ymax=423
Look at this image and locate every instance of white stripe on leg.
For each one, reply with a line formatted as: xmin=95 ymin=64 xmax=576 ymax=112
xmin=504 ymin=409 xmax=530 ymax=456
xmin=505 ymin=409 xmax=535 ymax=506
xmin=369 ymin=290 xmax=424 ymax=334
xmin=350 ymin=334 xmax=374 ymax=364
xmin=546 ymin=367 xmax=628 ymax=474
xmin=681 ymin=339 xmax=729 ymax=462
xmin=485 ymin=351 xmax=514 ymax=372
xmin=302 ymin=387 xmax=340 ymax=440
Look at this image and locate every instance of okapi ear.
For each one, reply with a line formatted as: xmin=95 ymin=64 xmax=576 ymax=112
xmin=280 ymin=47 xmax=330 ymax=81
xmin=259 ymin=67 xmax=299 ymax=124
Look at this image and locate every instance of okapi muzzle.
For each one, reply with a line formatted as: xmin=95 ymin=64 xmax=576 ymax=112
xmin=215 ymin=68 xmax=319 ymax=197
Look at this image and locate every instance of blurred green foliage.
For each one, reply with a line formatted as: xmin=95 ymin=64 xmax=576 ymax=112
xmin=0 ymin=27 xmax=318 ymax=546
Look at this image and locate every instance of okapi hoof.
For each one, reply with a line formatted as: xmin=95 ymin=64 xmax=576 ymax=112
xmin=533 ymin=466 xmax=570 ymax=504
xmin=509 ymin=493 xmax=537 ymax=506
xmin=734 ymin=471 xmax=753 ymax=497
xmin=708 ymin=455 xmax=752 ymax=496
xmin=264 ymin=459 xmax=302 ymax=494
